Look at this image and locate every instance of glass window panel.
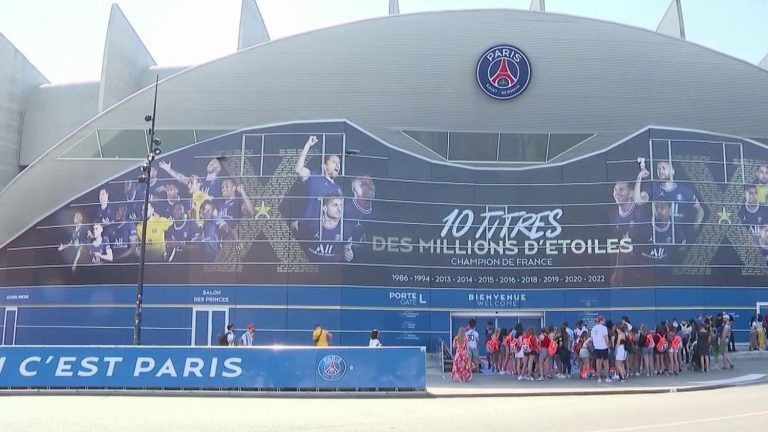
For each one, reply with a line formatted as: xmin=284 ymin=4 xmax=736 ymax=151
xmin=547 ymin=133 xmax=593 ymax=160
xmin=498 ymin=133 xmax=547 ymax=162
xmin=153 ymin=130 xmax=195 ymax=154
xmin=195 ymin=130 xmax=233 ymax=142
xmin=60 ymin=131 xmax=101 ymax=158
xmin=98 ymin=130 xmax=148 ymax=159
xmin=403 ymin=131 xmax=448 ymax=159
xmin=448 ymin=132 xmax=498 ymax=161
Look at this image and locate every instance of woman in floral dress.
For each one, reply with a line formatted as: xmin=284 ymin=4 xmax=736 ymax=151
xmin=452 ymin=327 xmax=473 ymax=382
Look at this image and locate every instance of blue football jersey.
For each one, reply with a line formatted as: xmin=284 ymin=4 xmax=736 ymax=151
xmin=303 ymin=170 xmax=342 ymax=220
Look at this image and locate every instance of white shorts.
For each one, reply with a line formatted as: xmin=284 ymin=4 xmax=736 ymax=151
xmin=515 ymin=349 xmax=524 ymax=359
xmin=615 ymin=346 xmax=627 ymax=362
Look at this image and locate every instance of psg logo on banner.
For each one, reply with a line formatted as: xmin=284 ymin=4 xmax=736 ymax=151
xmin=476 ymin=44 xmax=532 ymax=100
xmin=317 ymin=354 xmax=347 ymax=381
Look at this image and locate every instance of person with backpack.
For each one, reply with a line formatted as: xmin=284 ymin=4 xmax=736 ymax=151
xmin=312 ymin=324 xmax=332 ymax=346
xmin=218 ymin=323 xmax=235 ymax=346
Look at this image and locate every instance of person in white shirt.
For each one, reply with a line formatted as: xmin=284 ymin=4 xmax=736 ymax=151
xmin=466 ymin=319 xmax=480 ymax=372
xmin=240 ymin=323 xmax=255 ymax=346
xmin=369 ymin=329 xmax=383 ymax=347
xmin=226 ymin=323 xmax=235 ymax=346
xmin=591 ymin=316 xmax=610 ymax=382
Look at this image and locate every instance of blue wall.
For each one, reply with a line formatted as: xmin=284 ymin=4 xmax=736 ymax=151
xmin=1 ymin=284 xmax=764 ymax=348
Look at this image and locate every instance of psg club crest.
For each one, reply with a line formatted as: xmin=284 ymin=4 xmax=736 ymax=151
xmin=317 ymin=354 xmax=347 ymax=381
xmin=476 ymin=44 xmax=532 ymax=100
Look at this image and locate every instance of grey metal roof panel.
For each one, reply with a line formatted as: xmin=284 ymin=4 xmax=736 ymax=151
xmin=2 ymin=8 xmax=768 ymax=247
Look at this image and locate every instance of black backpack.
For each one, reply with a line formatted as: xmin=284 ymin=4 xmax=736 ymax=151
xmin=218 ymin=332 xmax=230 ymax=346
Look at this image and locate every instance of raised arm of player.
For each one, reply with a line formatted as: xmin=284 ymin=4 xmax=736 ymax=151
xmin=294 ymin=135 xmax=318 ymax=181
xmin=634 ymin=168 xmax=650 ymax=205
xmin=236 ymin=184 xmax=256 ymax=218
xmin=693 ymin=199 xmax=704 ymax=229
xmin=158 ymin=160 xmax=190 ymax=185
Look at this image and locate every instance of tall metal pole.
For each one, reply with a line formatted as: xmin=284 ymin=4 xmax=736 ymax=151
xmin=133 ymin=76 xmax=160 ymax=345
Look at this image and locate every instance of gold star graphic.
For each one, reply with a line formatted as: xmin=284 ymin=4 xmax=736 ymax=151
xmin=717 ymin=206 xmax=732 ymax=224
xmin=255 ymin=200 xmax=271 ymax=219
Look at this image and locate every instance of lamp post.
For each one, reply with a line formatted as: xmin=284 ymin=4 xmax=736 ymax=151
xmin=133 ymin=76 xmax=161 ymax=345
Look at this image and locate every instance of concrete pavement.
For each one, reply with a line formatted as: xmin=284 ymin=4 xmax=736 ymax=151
xmin=426 ymin=349 xmax=768 ymax=397
xmin=2 ymin=382 xmax=768 ymax=431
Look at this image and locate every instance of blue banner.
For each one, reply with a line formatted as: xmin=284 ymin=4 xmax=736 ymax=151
xmin=0 ymin=346 xmax=426 ymax=391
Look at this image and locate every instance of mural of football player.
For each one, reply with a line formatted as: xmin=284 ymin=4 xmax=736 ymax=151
xmin=96 ymin=188 xmax=114 ymax=224
xmin=215 ymin=178 xmax=256 ymax=231
xmin=294 ymin=135 xmax=342 ymax=227
xmin=755 ymin=164 xmax=768 ymax=204
xmin=344 ymin=176 xmax=376 ymax=245
xmin=122 ymin=181 xmax=143 ymax=222
xmin=610 ymin=181 xmax=651 ymax=286
xmin=643 ymin=201 xmax=686 ymax=264
xmin=159 ymin=158 xmax=223 ymax=198
xmin=89 ymin=223 xmax=113 ymax=264
xmin=636 ymin=161 xmax=704 ymax=229
xmin=107 ymin=205 xmax=138 ymax=262
xmin=739 ymin=184 xmax=768 ymax=238
xmin=299 ymin=193 xmax=353 ymax=263
xmin=758 ymin=224 xmax=768 ymax=263
xmin=152 ymin=182 xmax=183 ymax=220
xmin=199 ymin=200 xmax=221 ymax=261
xmin=58 ymin=208 xmax=90 ymax=272
xmin=165 ymin=201 xmax=198 ymax=262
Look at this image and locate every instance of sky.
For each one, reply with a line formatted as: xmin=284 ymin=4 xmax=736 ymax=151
xmin=1 ymin=0 xmax=766 ymax=84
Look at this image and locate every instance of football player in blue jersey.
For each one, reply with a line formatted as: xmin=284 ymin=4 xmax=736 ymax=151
xmin=165 ymin=201 xmax=199 ymax=262
xmin=299 ymin=193 xmax=353 ymax=263
xmin=636 ymin=161 xmax=704 ymax=230
xmin=294 ymin=135 xmax=343 ymax=226
xmin=136 ymin=166 xmax=167 ymax=203
xmin=122 ymin=181 xmax=143 ymax=222
xmin=199 ymin=200 xmax=222 ymax=261
xmin=107 ymin=205 xmax=138 ymax=262
xmin=96 ymin=188 xmax=114 ymax=224
xmin=215 ymin=178 xmax=255 ymax=232
xmin=739 ymin=184 xmax=768 ymax=238
xmin=643 ymin=201 xmax=687 ymax=264
xmin=153 ymin=182 xmax=182 ymax=220
xmin=58 ymin=208 xmax=90 ymax=271
xmin=88 ymin=223 xmax=113 ymax=264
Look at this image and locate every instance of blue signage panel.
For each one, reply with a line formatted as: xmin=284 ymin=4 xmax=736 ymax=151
xmin=0 ymin=346 xmax=426 ymax=390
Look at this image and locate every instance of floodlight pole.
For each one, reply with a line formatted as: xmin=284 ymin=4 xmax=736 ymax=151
xmin=133 ymin=76 xmax=160 ymax=345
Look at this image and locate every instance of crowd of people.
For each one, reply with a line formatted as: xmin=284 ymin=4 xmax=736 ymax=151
xmin=450 ymin=313 xmax=757 ymax=383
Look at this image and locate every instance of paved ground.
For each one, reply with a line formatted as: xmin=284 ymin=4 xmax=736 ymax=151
xmin=427 ymin=349 xmax=768 ymax=396
xmin=2 ymin=381 xmax=767 ymax=431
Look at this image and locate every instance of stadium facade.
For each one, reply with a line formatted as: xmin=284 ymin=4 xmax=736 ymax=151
xmin=1 ymin=1 xmax=768 ymax=349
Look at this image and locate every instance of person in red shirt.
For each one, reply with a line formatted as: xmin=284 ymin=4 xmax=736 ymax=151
xmin=519 ymin=327 xmax=537 ymax=381
xmin=486 ymin=328 xmax=500 ymax=374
